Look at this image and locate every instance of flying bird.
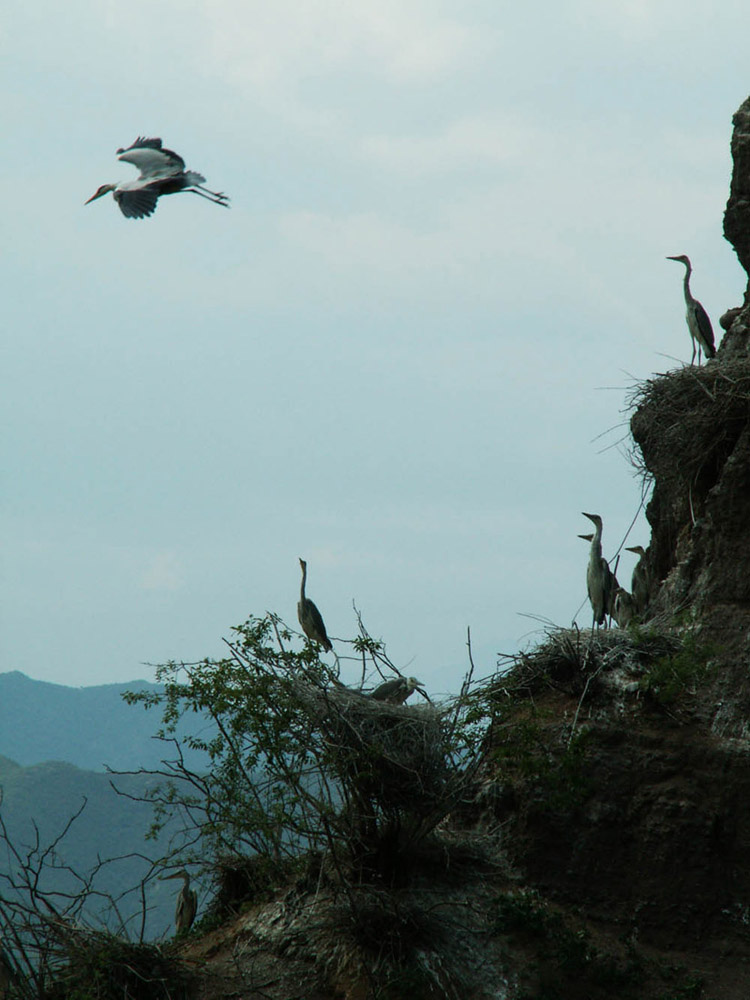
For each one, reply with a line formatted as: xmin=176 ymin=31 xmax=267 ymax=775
xmin=85 ymin=137 xmax=229 ymax=219
xmin=297 ymin=558 xmax=333 ymax=652
xmin=666 ymin=254 xmax=716 ymax=365
xmin=162 ymin=869 xmax=198 ymax=935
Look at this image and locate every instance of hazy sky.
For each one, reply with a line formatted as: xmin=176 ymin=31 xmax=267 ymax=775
xmin=2 ymin=1 xmax=747 ymax=695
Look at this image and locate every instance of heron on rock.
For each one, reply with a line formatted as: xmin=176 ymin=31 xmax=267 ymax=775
xmin=580 ymin=513 xmax=615 ymax=629
xmin=162 ymin=870 xmax=198 ymax=935
xmin=666 ymin=255 xmax=716 ymax=365
xmin=85 ymin=137 xmax=229 ymax=219
xmin=297 ymin=558 xmax=333 ymax=652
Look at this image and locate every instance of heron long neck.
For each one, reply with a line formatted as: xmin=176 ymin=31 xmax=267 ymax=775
xmin=682 ymin=264 xmax=694 ymax=305
xmin=590 ymin=522 xmax=602 ymax=559
xmin=300 ymin=563 xmax=307 ymax=602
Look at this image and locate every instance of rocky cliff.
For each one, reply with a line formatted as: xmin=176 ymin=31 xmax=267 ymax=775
xmin=489 ymin=94 xmax=750 ymax=999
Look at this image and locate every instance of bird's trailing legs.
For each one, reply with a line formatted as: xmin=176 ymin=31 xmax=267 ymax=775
xmin=184 ymin=187 xmax=230 ymax=207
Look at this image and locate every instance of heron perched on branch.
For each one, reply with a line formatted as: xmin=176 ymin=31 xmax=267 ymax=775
xmin=369 ymin=676 xmax=421 ymax=705
xmin=666 ymin=254 xmax=716 ymax=365
xmin=85 ymin=137 xmax=229 ymax=219
xmin=162 ymin=870 xmax=198 ymax=935
xmin=625 ymin=545 xmax=650 ymax=616
xmin=297 ymin=558 xmax=333 ymax=652
xmin=580 ymin=513 xmax=615 ymax=629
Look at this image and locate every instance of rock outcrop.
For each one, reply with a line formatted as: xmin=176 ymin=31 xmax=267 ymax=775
xmin=490 ymin=94 xmax=750 ymax=1000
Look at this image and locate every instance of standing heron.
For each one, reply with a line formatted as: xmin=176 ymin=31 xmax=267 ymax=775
xmin=162 ymin=870 xmax=198 ymax=935
xmin=297 ymin=558 xmax=333 ymax=652
xmin=625 ymin=545 xmax=650 ymax=616
xmin=580 ymin=513 xmax=615 ymax=629
xmin=85 ymin=137 xmax=229 ymax=219
xmin=579 ymin=534 xmax=619 ymax=619
xmin=368 ymin=676 xmax=422 ymax=705
xmin=666 ymin=255 xmax=716 ymax=364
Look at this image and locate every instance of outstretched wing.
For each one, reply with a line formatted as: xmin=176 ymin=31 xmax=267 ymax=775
xmin=114 ymin=185 xmax=160 ymax=219
xmin=116 ymin=137 xmax=185 ymax=179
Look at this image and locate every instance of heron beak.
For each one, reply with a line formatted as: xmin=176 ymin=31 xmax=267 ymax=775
xmin=581 ymin=512 xmax=596 ymax=522
xmin=85 ymin=185 xmax=110 ymax=205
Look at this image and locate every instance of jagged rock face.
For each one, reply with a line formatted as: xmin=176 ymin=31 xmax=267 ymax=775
xmin=724 ymin=97 xmax=750 ymax=284
xmin=630 ymin=362 xmax=750 ymax=691
xmin=487 ymin=629 xmax=750 ymax=988
xmin=509 ymin=718 xmax=750 ymax=949
xmin=628 ymin=96 xmax=750 ymax=634
xmin=478 ymin=101 xmax=750 ymax=999
xmin=722 ymin=96 xmax=750 ymax=354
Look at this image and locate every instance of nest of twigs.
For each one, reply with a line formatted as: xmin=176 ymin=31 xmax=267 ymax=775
xmin=493 ymin=626 xmax=683 ymax=701
xmin=296 ymin=682 xmax=451 ymax=811
xmin=46 ymin=926 xmax=193 ymax=1000
xmin=629 ymin=359 xmax=750 ymax=494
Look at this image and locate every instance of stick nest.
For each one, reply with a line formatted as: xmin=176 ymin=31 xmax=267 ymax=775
xmin=45 ymin=925 xmax=194 ymax=1000
xmin=296 ymin=681 xmax=453 ymax=811
xmin=629 ymin=359 xmax=750 ymax=489
xmin=493 ymin=626 xmax=682 ymax=701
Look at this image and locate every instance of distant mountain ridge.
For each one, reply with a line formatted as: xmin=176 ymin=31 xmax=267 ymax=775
xmin=0 ymin=753 xmax=189 ymax=937
xmin=0 ymin=670 xmax=205 ymax=772
xmin=0 ymin=672 xmax=213 ymax=938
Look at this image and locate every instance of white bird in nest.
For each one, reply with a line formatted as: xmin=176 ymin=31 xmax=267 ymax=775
xmin=368 ymin=676 xmax=423 ymax=705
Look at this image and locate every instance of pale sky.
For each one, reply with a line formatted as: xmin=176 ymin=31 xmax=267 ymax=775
xmin=2 ymin=2 xmax=747 ymax=695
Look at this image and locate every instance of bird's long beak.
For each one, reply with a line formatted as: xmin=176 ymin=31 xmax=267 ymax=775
xmin=578 ymin=534 xmax=593 ymax=541
xmin=581 ymin=511 xmax=596 ymax=522
xmin=84 ymin=185 xmax=111 ymax=205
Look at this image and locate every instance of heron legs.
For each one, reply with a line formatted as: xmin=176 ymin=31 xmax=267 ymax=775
xmin=197 ymin=183 xmax=229 ymax=199
xmin=184 ymin=188 xmax=230 ymax=207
